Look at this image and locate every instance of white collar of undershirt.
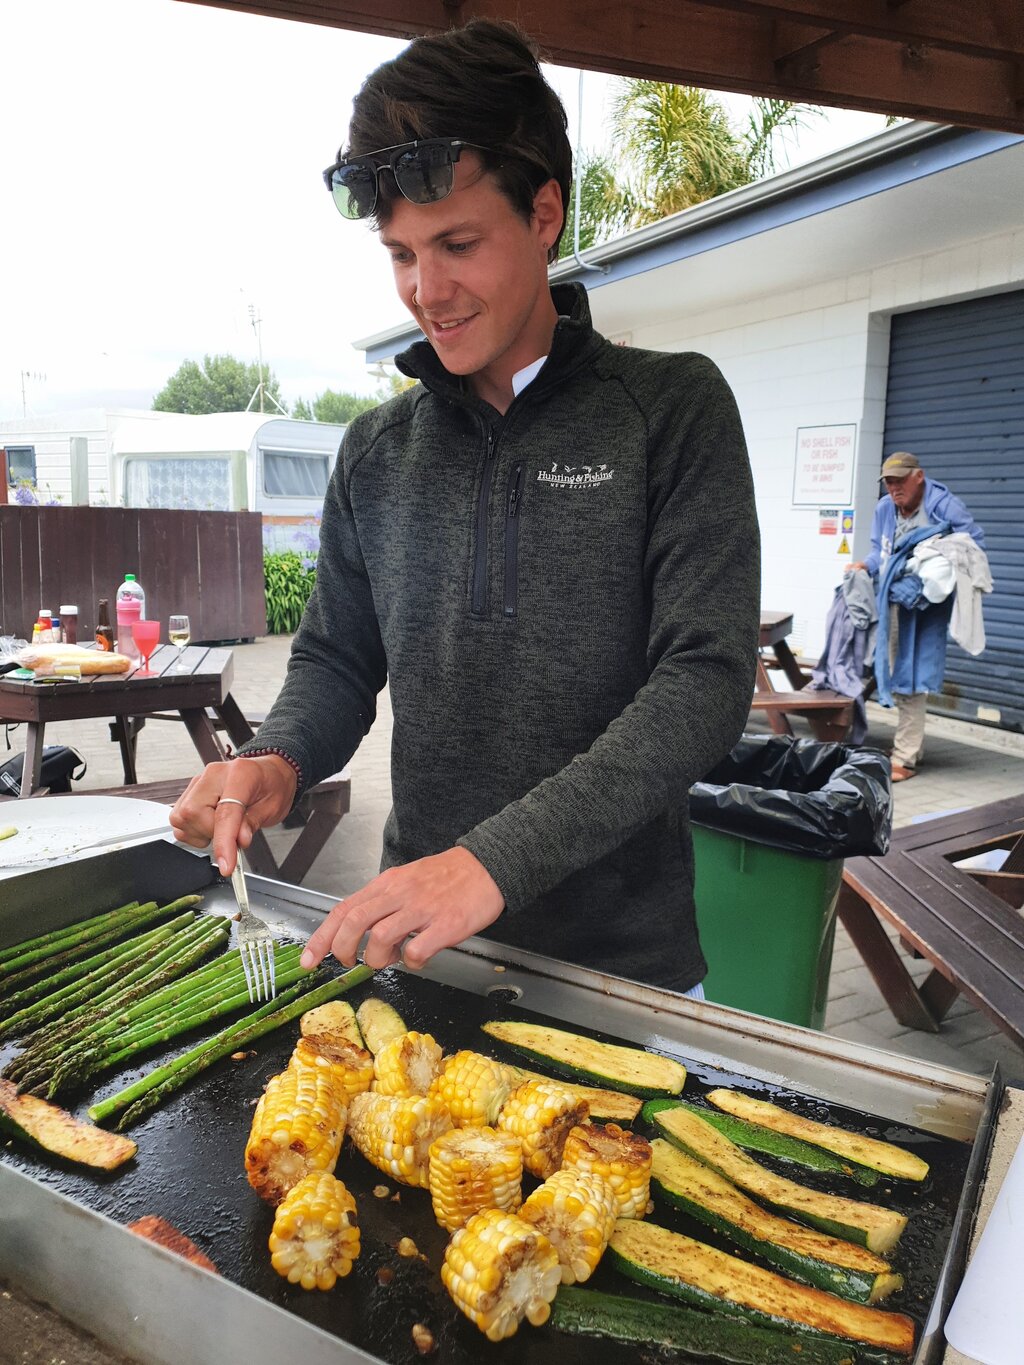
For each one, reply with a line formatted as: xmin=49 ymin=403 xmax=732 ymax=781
xmin=511 ymin=355 xmax=548 ymax=397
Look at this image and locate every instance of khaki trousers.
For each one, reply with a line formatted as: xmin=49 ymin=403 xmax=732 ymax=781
xmin=888 ymin=604 xmax=928 ymax=769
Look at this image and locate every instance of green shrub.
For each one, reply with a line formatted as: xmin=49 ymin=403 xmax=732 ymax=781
xmin=264 ymin=551 xmax=316 ymax=634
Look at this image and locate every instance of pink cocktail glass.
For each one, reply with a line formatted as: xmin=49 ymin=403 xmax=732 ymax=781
xmin=132 ymin=619 xmax=161 ymax=675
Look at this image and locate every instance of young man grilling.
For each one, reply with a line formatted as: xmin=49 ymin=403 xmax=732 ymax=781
xmin=170 ymin=20 xmax=761 ymax=996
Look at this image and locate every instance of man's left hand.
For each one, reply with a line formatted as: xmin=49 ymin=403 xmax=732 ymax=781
xmin=300 ymin=847 xmax=505 ymax=972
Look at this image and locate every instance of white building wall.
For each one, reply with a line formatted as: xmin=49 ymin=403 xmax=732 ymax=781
xmin=626 ymin=224 xmax=1024 ymax=663
xmin=0 ymin=408 xmax=159 ymax=504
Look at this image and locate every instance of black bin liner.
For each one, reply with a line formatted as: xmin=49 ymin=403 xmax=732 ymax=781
xmin=690 ymin=733 xmax=892 ymax=860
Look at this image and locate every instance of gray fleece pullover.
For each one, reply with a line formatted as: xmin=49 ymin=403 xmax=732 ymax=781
xmin=243 ymin=283 xmax=760 ymax=991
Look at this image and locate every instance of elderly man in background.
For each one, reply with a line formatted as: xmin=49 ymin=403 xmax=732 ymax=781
xmin=849 ymin=451 xmax=988 ymax=781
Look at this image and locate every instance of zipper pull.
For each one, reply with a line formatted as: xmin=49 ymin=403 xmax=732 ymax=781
xmin=507 ymin=464 xmax=523 ymax=517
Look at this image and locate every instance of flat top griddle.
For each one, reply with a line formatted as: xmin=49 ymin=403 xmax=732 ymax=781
xmin=0 ymin=935 xmax=971 ymax=1365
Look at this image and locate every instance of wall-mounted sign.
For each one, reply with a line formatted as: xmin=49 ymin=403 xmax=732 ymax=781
xmin=818 ymin=509 xmax=839 ymax=535
xmin=792 ymin=424 xmax=856 ymax=507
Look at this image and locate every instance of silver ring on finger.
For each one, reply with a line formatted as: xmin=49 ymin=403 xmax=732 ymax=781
xmin=217 ymin=797 xmax=247 ymax=809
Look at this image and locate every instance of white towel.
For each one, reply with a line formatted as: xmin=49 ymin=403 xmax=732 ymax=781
xmin=925 ymin=534 xmax=993 ymax=655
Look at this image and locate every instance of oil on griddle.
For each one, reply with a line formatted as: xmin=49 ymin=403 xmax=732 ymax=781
xmin=0 ymin=952 xmax=972 ymax=1365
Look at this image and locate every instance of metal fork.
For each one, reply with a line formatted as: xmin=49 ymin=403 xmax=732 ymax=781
xmin=230 ymin=856 xmax=277 ymax=1003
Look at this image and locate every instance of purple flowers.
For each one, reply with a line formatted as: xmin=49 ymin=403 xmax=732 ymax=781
xmin=12 ymin=481 xmax=60 ymax=506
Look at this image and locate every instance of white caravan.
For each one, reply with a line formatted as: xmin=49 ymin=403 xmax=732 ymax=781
xmin=109 ymin=412 xmax=345 ymax=550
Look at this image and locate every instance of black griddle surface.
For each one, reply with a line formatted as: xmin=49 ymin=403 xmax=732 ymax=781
xmin=1 ymin=959 xmax=972 ymax=1365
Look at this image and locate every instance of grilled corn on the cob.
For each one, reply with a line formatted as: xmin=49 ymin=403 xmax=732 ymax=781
xmin=429 ymin=1050 xmax=512 ymax=1127
xmin=292 ymin=1034 xmax=374 ymax=1101
xmin=498 ymin=1079 xmax=589 ymax=1179
xmin=347 ymin=1091 xmax=453 ymax=1188
xmin=441 ymin=1208 xmax=561 ymax=1341
xmin=560 ymin=1121 xmax=652 ymax=1219
xmin=428 ymin=1125 xmax=523 ymax=1232
xmin=373 ymin=1031 xmax=444 ymax=1098
xmin=519 ymin=1167 xmax=618 ymax=1284
xmin=268 ymin=1171 xmax=360 ymax=1290
xmin=245 ymin=1063 xmax=347 ymax=1206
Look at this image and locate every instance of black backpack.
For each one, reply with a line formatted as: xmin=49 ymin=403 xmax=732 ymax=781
xmin=0 ymin=745 xmax=87 ymax=796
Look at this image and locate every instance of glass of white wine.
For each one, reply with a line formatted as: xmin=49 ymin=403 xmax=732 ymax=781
xmin=168 ymin=614 xmax=191 ymax=671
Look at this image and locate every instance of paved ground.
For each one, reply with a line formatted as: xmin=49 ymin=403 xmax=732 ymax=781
xmin=12 ymin=633 xmax=1024 ymax=1087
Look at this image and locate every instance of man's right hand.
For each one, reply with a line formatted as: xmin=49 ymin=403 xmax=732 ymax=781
xmin=169 ymin=754 xmax=298 ymax=876
xmin=845 ymin=561 xmax=868 ymax=574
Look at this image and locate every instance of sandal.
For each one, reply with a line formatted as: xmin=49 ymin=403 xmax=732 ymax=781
xmin=891 ymin=764 xmax=916 ymax=782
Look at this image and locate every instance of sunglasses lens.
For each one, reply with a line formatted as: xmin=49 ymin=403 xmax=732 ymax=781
xmin=393 ymin=143 xmax=456 ymax=205
xmin=331 ymin=163 xmax=378 ymax=220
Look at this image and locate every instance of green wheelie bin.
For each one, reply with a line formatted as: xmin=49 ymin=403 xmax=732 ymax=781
xmin=689 ymin=734 xmax=892 ymax=1030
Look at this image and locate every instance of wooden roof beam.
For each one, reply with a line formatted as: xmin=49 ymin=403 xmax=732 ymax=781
xmin=694 ymin=1 xmax=1024 ymax=62
xmin=175 ymin=2 xmax=1024 ymax=134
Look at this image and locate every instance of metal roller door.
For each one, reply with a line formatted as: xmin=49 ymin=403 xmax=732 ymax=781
xmin=882 ymin=288 xmax=1024 ymax=730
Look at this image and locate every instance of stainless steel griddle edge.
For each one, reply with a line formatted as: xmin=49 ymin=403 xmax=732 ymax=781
xmin=0 ymin=845 xmax=1002 ymax=1365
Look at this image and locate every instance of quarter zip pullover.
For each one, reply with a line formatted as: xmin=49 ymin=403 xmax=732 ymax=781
xmin=243 ymin=284 xmax=760 ymax=991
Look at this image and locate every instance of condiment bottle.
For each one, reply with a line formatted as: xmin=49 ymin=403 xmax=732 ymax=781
xmin=95 ymin=599 xmax=114 ymax=651
xmin=59 ymin=605 xmax=78 ymax=646
xmin=35 ymin=609 xmax=53 ymax=644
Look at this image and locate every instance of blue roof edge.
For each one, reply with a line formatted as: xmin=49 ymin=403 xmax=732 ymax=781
xmin=360 ymin=123 xmax=1023 ymax=364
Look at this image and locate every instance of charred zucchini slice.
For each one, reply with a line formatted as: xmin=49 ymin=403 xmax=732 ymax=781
xmin=299 ymin=999 xmax=364 ymax=1048
xmin=550 ymin=1285 xmax=866 ymax=1364
xmin=646 ymin=1103 xmax=907 ymax=1255
xmin=355 ymin=998 xmax=407 ymax=1055
xmin=650 ymin=1139 xmax=902 ymax=1305
xmin=481 ymin=1020 xmax=686 ymax=1098
xmin=0 ymin=1078 xmax=136 ymax=1170
xmin=503 ymin=1064 xmax=641 ymax=1123
xmin=707 ymin=1089 xmax=929 ymax=1183
xmin=646 ymin=1097 xmax=879 ymax=1187
xmin=608 ymin=1219 xmax=915 ymax=1356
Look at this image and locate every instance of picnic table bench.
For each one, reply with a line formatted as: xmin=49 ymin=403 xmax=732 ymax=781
xmin=755 ymin=611 xmax=855 ymax=743
xmin=838 ymin=795 xmax=1024 ymax=1049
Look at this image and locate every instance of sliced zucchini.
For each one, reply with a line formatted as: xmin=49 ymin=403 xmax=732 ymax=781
xmin=644 ymin=1098 xmax=879 ymax=1187
xmin=299 ymin=999 xmax=363 ymax=1048
xmin=481 ymin=1020 xmax=686 ymax=1098
xmin=0 ymin=1078 xmax=137 ymax=1170
xmin=550 ymin=1285 xmax=864 ymax=1365
xmin=355 ymin=998 xmax=407 ymax=1055
xmin=650 ymin=1139 xmax=902 ymax=1305
xmin=503 ymin=1064 xmax=641 ymax=1123
xmin=707 ymin=1089 xmax=929 ymax=1183
xmin=646 ymin=1103 xmax=907 ymax=1255
xmin=608 ymin=1219 xmax=915 ymax=1356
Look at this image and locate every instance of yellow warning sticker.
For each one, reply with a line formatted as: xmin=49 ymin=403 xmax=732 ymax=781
xmin=838 ymin=536 xmax=850 ymax=555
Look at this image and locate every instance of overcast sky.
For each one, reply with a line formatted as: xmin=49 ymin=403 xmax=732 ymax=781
xmin=1 ymin=0 xmax=889 ymax=424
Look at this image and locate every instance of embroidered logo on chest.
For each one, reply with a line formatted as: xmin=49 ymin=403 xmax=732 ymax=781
xmin=536 ymin=462 xmax=614 ymax=490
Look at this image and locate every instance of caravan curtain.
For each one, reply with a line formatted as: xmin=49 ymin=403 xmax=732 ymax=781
xmin=124 ymin=459 xmax=233 ymax=510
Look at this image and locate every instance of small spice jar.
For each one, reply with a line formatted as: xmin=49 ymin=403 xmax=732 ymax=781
xmin=59 ymin=605 xmax=79 ymax=646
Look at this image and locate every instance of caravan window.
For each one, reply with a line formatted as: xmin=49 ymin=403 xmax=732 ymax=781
xmin=124 ymin=457 xmax=233 ymax=510
xmin=262 ymin=449 xmax=331 ymax=498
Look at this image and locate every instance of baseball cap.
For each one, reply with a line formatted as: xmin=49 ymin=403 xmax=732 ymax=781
xmin=880 ymin=452 xmax=921 ymax=478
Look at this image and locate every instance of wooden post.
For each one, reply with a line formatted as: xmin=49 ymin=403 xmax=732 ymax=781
xmin=0 ymin=450 xmax=8 ymax=505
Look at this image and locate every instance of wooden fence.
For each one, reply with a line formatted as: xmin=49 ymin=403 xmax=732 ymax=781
xmin=0 ymin=507 xmax=267 ymax=644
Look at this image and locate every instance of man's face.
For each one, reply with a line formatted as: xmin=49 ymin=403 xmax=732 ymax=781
xmin=884 ymin=468 xmax=925 ymax=515
xmin=380 ymin=154 xmax=563 ymax=408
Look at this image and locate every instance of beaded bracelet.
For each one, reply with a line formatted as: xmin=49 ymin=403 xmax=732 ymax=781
xmin=232 ymin=745 xmax=304 ymax=792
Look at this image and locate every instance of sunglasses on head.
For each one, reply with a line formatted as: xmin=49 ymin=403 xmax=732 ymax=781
xmin=322 ymin=137 xmax=493 ymax=221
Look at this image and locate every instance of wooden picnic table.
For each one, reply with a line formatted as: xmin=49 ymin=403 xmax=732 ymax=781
xmin=0 ymin=644 xmax=350 ymax=885
xmin=0 ymin=644 xmax=242 ymax=795
xmin=839 ymin=795 xmax=1024 ymax=1049
xmin=753 ymin=610 xmax=855 ymax=743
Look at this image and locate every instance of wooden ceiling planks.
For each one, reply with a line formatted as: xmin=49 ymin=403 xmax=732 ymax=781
xmin=175 ymin=0 xmax=1024 ymax=133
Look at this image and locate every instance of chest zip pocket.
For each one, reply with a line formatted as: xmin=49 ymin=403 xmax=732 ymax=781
xmin=503 ymin=463 xmax=524 ymax=618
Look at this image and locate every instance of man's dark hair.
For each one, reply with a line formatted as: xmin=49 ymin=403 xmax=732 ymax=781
xmin=345 ymin=20 xmax=571 ymax=262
